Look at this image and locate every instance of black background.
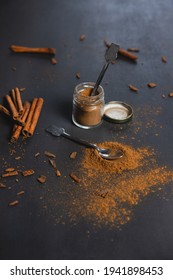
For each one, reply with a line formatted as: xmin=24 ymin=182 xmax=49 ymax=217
xmin=0 ymin=0 xmax=173 ymax=260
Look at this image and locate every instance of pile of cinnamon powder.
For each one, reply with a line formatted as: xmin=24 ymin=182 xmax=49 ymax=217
xmin=43 ymin=142 xmax=173 ymax=228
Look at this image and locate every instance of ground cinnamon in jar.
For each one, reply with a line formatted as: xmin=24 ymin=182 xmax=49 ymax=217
xmin=72 ymin=82 xmax=105 ymax=129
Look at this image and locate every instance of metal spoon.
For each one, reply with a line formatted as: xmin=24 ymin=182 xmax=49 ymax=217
xmin=91 ymin=43 xmax=119 ymax=96
xmin=45 ymin=125 xmax=123 ymax=160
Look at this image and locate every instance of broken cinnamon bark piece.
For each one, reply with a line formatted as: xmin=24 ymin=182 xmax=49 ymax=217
xmin=8 ymin=200 xmax=19 ymax=206
xmin=37 ymin=175 xmax=47 ymax=183
xmin=17 ymin=191 xmax=25 ymax=196
xmin=51 ymin=57 xmax=57 ymax=65
xmin=70 ymin=152 xmax=77 ymax=159
xmin=49 ymin=159 xmax=57 ymax=169
xmin=75 ymin=72 xmax=80 ymax=79
xmin=69 ymin=173 xmax=81 ymax=183
xmin=22 ymin=169 xmax=35 ymax=177
xmin=56 ymin=169 xmax=61 ymax=177
xmin=127 ymin=48 xmax=140 ymax=52
xmin=5 ymin=168 xmax=15 ymax=172
xmin=44 ymin=151 xmax=56 ymax=158
xmin=128 ymin=84 xmax=138 ymax=92
xmin=49 ymin=159 xmax=61 ymax=177
xmin=161 ymin=56 xmax=167 ymax=63
xmin=35 ymin=152 xmax=40 ymax=157
xmin=148 ymin=83 xmax=157 ymax=88
xmin=2 ymin=171 xmax=18 ymax=177
xmin=79 ymin=34 xmax=86 ymax=41
xmin=0 ymin=183 xmax=6 ymax=188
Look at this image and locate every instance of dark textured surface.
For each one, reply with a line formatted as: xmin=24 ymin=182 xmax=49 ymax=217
xmin=0 ymin=0 xmax=173 ymax=260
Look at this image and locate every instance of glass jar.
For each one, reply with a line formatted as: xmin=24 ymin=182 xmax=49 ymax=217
xmin=72 ymin=82 xmax=105 ymax=129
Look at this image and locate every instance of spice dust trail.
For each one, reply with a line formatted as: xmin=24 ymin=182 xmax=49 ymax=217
xmin=41 ymin=142 xmax=173 ymax=228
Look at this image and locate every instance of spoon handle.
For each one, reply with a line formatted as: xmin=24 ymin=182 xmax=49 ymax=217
xmin=91 ymin=62 xmax=109 ymax=96
xmin=62 ymin=131 xmax=98 ymax=150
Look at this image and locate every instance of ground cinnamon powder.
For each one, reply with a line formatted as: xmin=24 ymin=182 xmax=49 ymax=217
xmin=42 ymin=142 xmax=173 ymax=228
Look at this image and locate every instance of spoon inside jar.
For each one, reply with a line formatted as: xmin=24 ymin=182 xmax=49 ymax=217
xmin=45 ymin=125 xmax=124 ymax=160
xmin=90 ymin=43 xmax=119 ymax=96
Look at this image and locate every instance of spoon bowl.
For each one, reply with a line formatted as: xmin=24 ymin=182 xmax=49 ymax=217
xmin=45 ymin=125 xmax=123 ymax=160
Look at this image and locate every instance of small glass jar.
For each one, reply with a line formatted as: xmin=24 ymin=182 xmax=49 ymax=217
xmin=72 ymin=82 xmax=105 ymax=129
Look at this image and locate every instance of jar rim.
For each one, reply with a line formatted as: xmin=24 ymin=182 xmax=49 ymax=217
xmin=74 ymin=82 xmax=104 ymax=100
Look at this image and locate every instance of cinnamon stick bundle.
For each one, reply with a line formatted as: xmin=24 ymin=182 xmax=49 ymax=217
xmin=6 ymin=88 xmax=25 ymax=125
xmin=22 ymin=98 xmax=44 ymax=137
xmin=10 ymin=101 xmax=31 ymax=142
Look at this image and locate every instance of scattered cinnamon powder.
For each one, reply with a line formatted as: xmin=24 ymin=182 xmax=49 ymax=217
xmin=41 ymin=142 xmax=173 ymax=228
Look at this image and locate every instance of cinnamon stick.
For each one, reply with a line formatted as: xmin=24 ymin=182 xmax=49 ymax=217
xmin=29 ymin=98 xmax=44 ymax=136
xmin=118 ymin=49 xmax=138 ymax=61
xmin=5 ymin=94 xmax=19 ymax=119
xmin=0 ymin=104 xmax=11 ymax=117
xmin=15 ymin=87 xmax=23 ymax=114
xmin=10 ymin=45 xmax=56 ymax=55
xmin=104 ymin=40 xmax=138 ymax=61
xmin=22 ymin=98 xmax=37 ymax=137
xmin=11 ymin=101 xmax=31 ymax=142
xmin=22 ymin=98 xmax=44 ymax=137
xmin=11 ymin=89 xmax=18 ymax=108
